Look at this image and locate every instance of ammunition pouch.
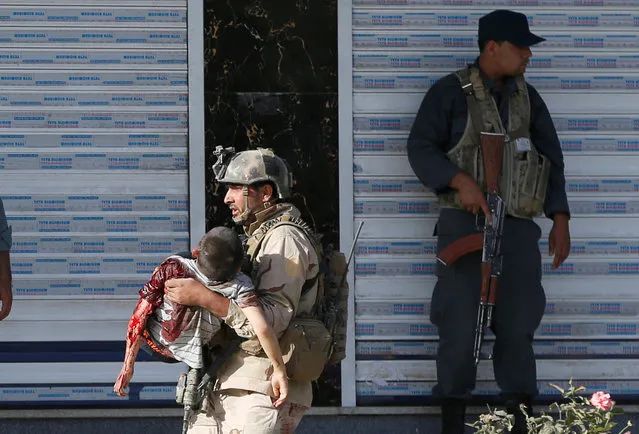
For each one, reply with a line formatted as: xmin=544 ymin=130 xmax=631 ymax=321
xmin=238 ymin=316 xmax=333 ymax=382
xmin=501 ymin=143 xmax=550 ymax=218
xmin=439 ymin=66 xmax=550 ymax=219
xmin=176 ymin=367 xmax=205 ymax=408
xmin=280 ymin=317 xmax=333 ymax=382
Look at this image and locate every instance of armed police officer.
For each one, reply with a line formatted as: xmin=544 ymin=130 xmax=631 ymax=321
xmin=164 ymin=147 xmax=318 ymax=434
xmin=407 ymin=9 xmax=571 ymax=434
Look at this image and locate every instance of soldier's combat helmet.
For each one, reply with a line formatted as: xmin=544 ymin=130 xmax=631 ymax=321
xmin=212 ymin=147 xmax=293 ymax=199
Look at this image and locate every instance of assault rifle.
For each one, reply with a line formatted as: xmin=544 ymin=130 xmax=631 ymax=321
xmin=177 ymin=336 xmax=245 ymax=434
xmin=323 ymin=221 xmax=364 ymax=345
xmin=435 ymin=132 xmax=506 ymax=367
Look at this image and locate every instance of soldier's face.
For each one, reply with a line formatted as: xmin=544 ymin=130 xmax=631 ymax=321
xmin=223 ymin=184 xmax=270 ymax=219
xmin=495 ymin=41 xmax=532 ymax=76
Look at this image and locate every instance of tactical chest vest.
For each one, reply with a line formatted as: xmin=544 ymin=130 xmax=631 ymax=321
xmin=241 ymin=209 xmax=345 ymax=383
xmin=438 ymin=66 xmax=551 ymax=219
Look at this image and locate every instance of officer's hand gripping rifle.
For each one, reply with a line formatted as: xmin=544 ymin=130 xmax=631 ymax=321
xmin=435 ymin=132 xmax=506 ymax=367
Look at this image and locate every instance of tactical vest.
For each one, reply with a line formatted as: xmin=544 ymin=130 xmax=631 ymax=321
xmin=438 ymin=66 xmax=551 ymax=219
xmin=240 ymin=208 xmax=348 ymax=382
xmin=248 ymin=216 xmax=318 ymax=289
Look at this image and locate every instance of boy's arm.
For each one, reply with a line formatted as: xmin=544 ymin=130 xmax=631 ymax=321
xmin=114 ymin=298 xmax=154 ymax=396
xmin=241 ymin=304 xmax=289 ymax=406
xmin=240 ymin=305 xmax=285 ymax=369
xmin=124 ymin=297 xmax=154 ymax=361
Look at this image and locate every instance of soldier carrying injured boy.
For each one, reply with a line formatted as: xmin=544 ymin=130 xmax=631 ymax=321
xmin=113 ymin=226 xmax=288 ymax=407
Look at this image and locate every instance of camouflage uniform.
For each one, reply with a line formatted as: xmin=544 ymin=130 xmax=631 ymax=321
xmin=188 ymin=149 xmax=318 ymax=434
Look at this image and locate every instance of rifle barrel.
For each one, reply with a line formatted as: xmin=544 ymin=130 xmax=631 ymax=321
xmin=334 ymin=221 xmax=365 ymax=300
xmin=473 ymin=306 xmax=487 ymax=367
xmin=346 ymin=221 xmax=365 ymax=266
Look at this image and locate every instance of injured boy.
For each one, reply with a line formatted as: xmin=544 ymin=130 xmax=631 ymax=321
xmin=113 ymin=226 xmax=288 ymax=406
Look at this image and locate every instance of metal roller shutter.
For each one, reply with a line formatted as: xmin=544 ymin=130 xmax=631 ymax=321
xmin=0 ymin=0 xmax=204 ymax=406
xmin=340 ymin=0 xmax=639 ymax=406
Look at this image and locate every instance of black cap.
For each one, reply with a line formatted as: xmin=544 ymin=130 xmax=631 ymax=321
xmin=478 ymin=9 xmax=545 ymax=47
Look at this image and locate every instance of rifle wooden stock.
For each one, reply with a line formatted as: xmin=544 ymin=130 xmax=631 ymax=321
xmin=480 ymin=132 xmax=505 ymax=194
xmin=488 ymin=278 xmax=499 ymax=304
xmin=436 ymin=232 xmax=483 ymax=266
xmin=480 ymin=262 xmax=491 ymax=302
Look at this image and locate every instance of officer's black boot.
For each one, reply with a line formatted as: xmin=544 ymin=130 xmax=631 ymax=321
xmin=505 ymin=395 xmax=533 ymax=434
xmin=441 ymin=398 xmax=467 ymax=434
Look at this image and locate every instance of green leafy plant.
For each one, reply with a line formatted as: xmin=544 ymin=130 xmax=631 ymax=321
xmin=468 ymin=379 xmax=633 ymax=433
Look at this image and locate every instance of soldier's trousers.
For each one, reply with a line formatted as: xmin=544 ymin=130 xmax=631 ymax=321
xmin=431 ymin=209 xmax=547 ymax=399
xmin=187 ymin=389 xmax=309 ymax=434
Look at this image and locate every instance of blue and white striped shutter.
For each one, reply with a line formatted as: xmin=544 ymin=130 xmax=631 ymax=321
xmin=0 ymin=0 xmax=204 ymax=406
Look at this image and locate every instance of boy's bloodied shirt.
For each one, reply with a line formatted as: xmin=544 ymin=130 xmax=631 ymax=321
xmin=139 ymin=256 xmax=255 ymax=368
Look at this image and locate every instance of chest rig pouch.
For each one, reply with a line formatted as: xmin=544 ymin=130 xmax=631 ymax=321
xmin=240 ymin=214 xmax=333 ymax=383
xmin=440 ymin=66 xmax=551 ymax=219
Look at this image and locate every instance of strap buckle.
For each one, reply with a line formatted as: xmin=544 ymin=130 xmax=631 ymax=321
xmin=461 ymin=82 xmax=473 ymax=95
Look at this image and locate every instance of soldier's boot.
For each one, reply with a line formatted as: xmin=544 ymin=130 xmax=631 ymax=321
xmin=441 ymin=398 xmax=467 ymax=434
xmin=505 ymin=394 xmax=533 ymax=434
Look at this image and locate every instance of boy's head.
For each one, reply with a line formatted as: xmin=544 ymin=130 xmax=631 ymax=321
xmin=194 ymin=226 xmax=244 ymax=282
